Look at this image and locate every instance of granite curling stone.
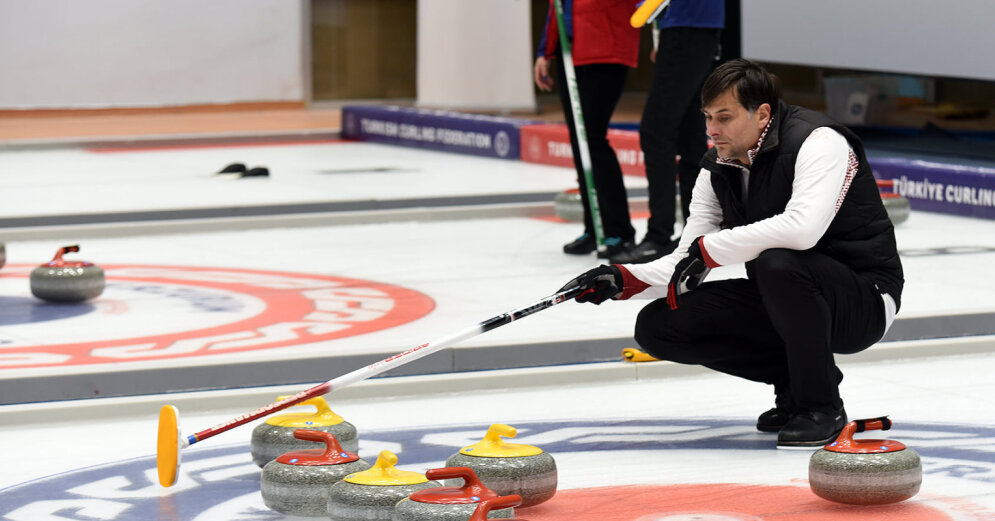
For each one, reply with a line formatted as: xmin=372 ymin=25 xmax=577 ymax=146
xmin=444 ymin=424 xmax=557 ymax=507
xmin=251 ymin=395 xmax=359 ymax=467
xmin=876 ymin=179 xmax=911 ymax=226
xmin=327 ymin=450 xmax=440 ymax=521
xmin=469 ymin=495 xmax=530 ymax=521
xmin=393 ymin=466 xmax=515 ymax=521
xmin=809 ymin=416 xmax=922 ymax=505
xmin=30 ymin=245 xmax=105 ymax=302
xmin=881 ymin=192 xmax=911 ymax=226
xmin=260 ymin=429 xmax=370 ymax=516
xmin=553 ymin=188 xmax=584 ymax=222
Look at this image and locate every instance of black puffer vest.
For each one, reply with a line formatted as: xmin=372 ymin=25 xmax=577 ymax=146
xmin=699 ymin=101 xmax=904 ymax=309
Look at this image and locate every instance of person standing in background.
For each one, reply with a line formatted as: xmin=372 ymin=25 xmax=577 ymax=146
xmin=612 ymin=0 xmax=724 ymax=264
xmin=534 ymin=0 xmax=641 ymax=259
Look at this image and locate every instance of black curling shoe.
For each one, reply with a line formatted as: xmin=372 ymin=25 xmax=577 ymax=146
xmin=563 ymin=234 xmax=596 ymax=255
xmin=776 ymin=408 xmax=847 ymax=449
xmin=596 ymin=237 xmax=635 ymax=259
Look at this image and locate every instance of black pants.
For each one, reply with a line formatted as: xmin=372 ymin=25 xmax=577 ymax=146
xmin=634 ymin=249 xmax=887 ymax=412
xmin=639 ymin=28 xmax=720 ymax=244
xmin=554 ymin=59 xmax=635 ymax=242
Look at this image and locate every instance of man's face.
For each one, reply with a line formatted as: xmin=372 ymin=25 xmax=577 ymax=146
xmin=703 ymin=89 xmax=771 ymax=164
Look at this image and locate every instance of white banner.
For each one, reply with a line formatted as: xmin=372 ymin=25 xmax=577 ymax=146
xmin=742 ymin=0 xmax=995 ymax=82
xmin=0 ymin=0 xmax=305 ymax=109
xmin=416 ymin=0 xmax=537 ymax=112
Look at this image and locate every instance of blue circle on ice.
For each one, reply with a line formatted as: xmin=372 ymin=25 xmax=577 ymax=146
xmin=3 ymin=419 xmax=994 ymax=521
xmin=0 ymin=296 xmax=94 ymax=326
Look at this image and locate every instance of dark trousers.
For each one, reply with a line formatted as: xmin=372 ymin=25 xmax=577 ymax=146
xmin=639 ymin=28 xmax=720 ymax=243
xmin=554 ymin=59 xmax=635 ymax=242
xmin=634 ymin=249 xmax=887 ymax=412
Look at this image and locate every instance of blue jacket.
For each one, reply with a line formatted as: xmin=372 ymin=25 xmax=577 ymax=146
xmin=658 ymin=0 xmax=724 ymax=29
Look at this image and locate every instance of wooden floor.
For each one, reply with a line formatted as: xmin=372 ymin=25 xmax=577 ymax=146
xmin=0 ymin=106 xmax=345 ymax=142
xmin=2 ymin=93 xmax=990 ymax=144
xmin=0 ymin=96 xmax=649 ymax=144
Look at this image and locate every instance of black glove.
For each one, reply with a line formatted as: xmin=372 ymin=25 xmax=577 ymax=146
xmin=667 ymin=236 xmax=711 ymax=310
xmin=558 ymin=265 xmax=623 ymax=305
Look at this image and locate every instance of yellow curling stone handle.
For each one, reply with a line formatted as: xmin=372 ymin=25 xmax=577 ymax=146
xmin=622 ymin=347 xmax=660 ymax=363
xmin=265 ymin=395 xmax=345 ymax=427
xmin=345 ymin=450 xmax=429 ymax=485
xmin=460 ymin=424 xmax=543 ymax=457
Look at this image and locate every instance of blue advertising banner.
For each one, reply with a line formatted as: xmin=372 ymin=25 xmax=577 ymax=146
xmin=870 ymin=157 xmax=995 ymax=220
xmin=341 ymin=105 xmax=526 ymax=160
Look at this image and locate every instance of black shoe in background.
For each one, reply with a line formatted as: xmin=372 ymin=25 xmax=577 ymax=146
xmin=609 ymin=238 xmax=679 ymax=264
xmin=777 ymin=408 xmax=847 ymax=449
xmin=563 ymin=234 xmax=596 ymax=255
xmin=596 ymin=237 xmax=635 ymax=259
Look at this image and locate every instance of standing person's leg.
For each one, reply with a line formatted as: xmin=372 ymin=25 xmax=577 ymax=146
xmin=675 ymin=29 xmax=720 ymax=222
xmin=623 ymin=28 xmax=718 ymax=264
xmin=575 ymin=63 xmax=635 ymax=252
xmin=752 ymin=249 xmax=888 ymax=446
xmin=553 ymin=57 xmax=597 ymax=255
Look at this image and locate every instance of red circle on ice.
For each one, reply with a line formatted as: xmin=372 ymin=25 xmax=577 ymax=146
xmin=0 ymin=264 xmax=435 ymax=369
xmin=518 ymin=484 xmax=950 ymax=520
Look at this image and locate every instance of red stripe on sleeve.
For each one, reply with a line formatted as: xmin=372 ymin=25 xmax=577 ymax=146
xmin=615 ymin=265 xmax=650 ymax=300
xmin=698 ymin=237 xmax=721 ymax=268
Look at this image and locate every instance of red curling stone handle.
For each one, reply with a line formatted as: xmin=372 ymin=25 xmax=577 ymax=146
xmin=469 ymin=495 xmax=524 ymax=521
xmin=854 ymin=416 xmax=891 ymax=433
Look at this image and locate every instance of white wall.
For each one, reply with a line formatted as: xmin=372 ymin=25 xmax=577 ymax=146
xmin=742 ymin=0 xmax=995 ymax=81
xmin=417 ymin=0 xmax=536 ymax=112
xmin=0 ymin=0 xmax=305 ymax=109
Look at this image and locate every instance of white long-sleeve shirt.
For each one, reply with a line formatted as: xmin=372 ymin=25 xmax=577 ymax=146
xmin=621 ymin=127 xmax=855 ymax=300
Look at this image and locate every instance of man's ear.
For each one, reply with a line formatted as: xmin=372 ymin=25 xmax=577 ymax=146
xmin=756 ymin=103 xmax=772 ymax=127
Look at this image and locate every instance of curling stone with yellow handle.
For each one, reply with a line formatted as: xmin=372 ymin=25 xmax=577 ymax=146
xmin=30 ymin=245 xmax=105 ymax=302
xmin=444 ymin=424 xmax=556 ymax=507
xmin=327 ymin=450 xmax=441 ymax=521
xmin=250 ymin=395 xmax=358 ymax=467
xmin=393 ymin=466 xmax=515 ymax=521
xmin=260 ymin=429 xmax=370 ymax=516
xmin=809 ymin=416 xmax=922 ymax=505
xmin=622 ymin=347 xmax=659 ymax=362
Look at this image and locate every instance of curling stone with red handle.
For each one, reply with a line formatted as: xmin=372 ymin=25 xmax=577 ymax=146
xmin=251 ymin=395 xmax=358 ymax=467
xmin=30 ymin=245 xmax=105 ymax=302
xmin=553 ymin=188 xmax=584 ymax=222
xmin=469 ymin=495 xmax=531 ymax=521
xmin=877 ymin=179 xmax=910 ymax=225
xmin=809 ymin=416 xmax=921 ymax=505
xmin=260 ymin=429 xmax=370 ymax=516
xmin=444 ymin=424 xmax=556 ymax=507
xmin=393 ymin=466 xmax=515 ymax=520
xmin=327 ymin=450 xmax=440 ymax=521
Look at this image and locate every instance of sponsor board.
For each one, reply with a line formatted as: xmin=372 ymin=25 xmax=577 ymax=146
xmin=871 ymin=157 xmax=995 ymax=220
xmin=520 ymin=124 xmax=646 ymax=177
xmin=0 ymin=265 xmax=434 ymax=369
xmin=342 ymin=105 xmax=522 ymax=159
xmin=2 ymin=419 xmax=993 ymax=520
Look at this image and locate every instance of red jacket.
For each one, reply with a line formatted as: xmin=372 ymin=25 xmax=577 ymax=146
xmin=541 ymin=0 xmax=641 ymax=68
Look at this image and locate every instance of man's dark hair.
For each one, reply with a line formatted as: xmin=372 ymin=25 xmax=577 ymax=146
xmin=701 ymin=58 xmax=781 ymax=113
